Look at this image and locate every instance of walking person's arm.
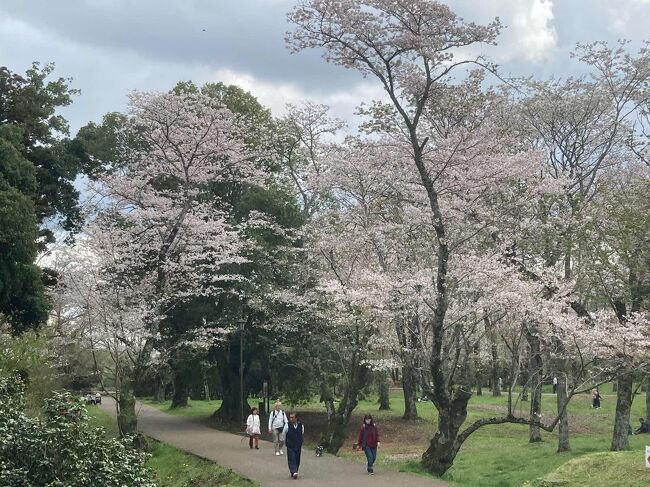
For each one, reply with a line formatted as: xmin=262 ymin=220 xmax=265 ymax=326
xmin=268 ymin=413 xmax=273 ymax=433
xmin=376 ymin=425 xmax=380 ymax=447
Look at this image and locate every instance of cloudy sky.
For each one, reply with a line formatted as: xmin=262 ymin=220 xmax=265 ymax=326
xmin=2 ymin=0 xmax=649 ymax=133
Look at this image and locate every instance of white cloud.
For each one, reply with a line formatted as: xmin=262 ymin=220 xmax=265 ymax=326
xmin=512 ymin=0 xmax=557 ymax=61
xmin=211 ymin=68 xmax=385 ymax=129
xmin=605 ymin=0 xmax=650 ymax=35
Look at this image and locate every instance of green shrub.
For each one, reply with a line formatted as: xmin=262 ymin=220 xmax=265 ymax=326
xmin=0 ymin=376 xmax=155 ymax=486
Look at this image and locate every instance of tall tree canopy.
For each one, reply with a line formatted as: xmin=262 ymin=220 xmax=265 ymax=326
xmin=0 ymin=63 xmax=85 ymax=333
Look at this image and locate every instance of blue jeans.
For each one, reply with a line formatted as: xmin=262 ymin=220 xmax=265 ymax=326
xmin=364 ymin=446 xmax=377 ymax=472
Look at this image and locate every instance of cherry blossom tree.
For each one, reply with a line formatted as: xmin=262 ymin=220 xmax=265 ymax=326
xmin=75 ymin=90 xmax=265 ymax=421
xmin=287 ymin=0 xmax=648 ymax=474
xmin=505 ymin=39 xmax=650 ymax=451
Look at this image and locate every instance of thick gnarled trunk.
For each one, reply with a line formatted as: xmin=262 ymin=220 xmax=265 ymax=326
xmin=421 ymin=391 xmax=471 ymax=475
xmin=212 ymin=335 xmax=251 ymax=423
xmin=611 ymin=375 xmax=633 ymax=451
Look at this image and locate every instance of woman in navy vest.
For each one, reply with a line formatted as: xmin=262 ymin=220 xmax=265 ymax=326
xmin=282 ymin=412 xmax=304 ymax=479
xmin=357 ymin=414 xmax=380 ymax=474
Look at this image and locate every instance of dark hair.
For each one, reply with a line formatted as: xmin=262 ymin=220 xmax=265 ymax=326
xmin=251 ymin=407 xmax=258 ymax=413
xmin=289 ymin=411 xmax=297 ymax=418
xmin=363 ymin=414 xmax=374 ymax=426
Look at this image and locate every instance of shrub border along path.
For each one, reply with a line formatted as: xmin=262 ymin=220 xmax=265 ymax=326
xmin=100 ymin=399 xmax=451 ymax=487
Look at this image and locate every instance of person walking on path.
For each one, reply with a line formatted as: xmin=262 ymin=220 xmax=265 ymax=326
xmin=283 ymin=412 xmax=304 ymax=479
xmin=268 ymin=401 xmax=288 ymax=456
xmin=246 ymin=407 xmax=261 ymax=450
xmin=552 ymin=377 xmax=558 ymax=394
xmin=357 ymin=414 xmax=381 ymax=475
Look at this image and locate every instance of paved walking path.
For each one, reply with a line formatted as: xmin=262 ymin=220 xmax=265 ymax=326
xmin=100 ymin=399 xmax=451 ymax=487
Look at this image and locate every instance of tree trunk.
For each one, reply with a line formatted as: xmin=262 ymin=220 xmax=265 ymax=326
xmin=556 ymin=373 xmax=570 ymax=452
xmin=401 ymin=363 xmax=419 ymax=419
xmin=212 ymin=336 xmax=251 ymax=423
xmin=526 ymin=328 xmax=542 ymax=443
xmin=421 ymin=392 xmax=471 ymax=476
xmin=395 ymin=315 xmax=419 ymax=419
xmin=116 ymin=387 xmax=137 ymax=436
xmin=203 ymin=375 xmax=211 ymax=401
xmin=170 ymin=371 xmax=189 ymax=409
xmin=378 ymin=373 xmax=390 ymax=410
xmin=474 ymin=343 xmax=483 ymax=396
xmin=322 ymin=342 xmax=369 ymax=454
xmin=152 ymin=373 xmax=165 ymax=402
xmin=645 ymin=375 xmax=650 ymax=422
xmin=489 ymin=334 xmax=501 ymax=397
xmin=611 ymin=375 xmax=633 ymax=451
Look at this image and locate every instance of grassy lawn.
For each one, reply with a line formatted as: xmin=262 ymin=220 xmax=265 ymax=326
xmin=87 ymin=406 xmax=256 ymax=487
xmin=525 ymin=450 xmax=649 ymax=486
xmin=143 ymin=388 xmax=650 ymax=486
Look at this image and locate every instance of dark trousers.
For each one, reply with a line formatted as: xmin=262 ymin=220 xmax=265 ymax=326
xmin=552 ymin=384 xmax=557 ymax=394
xmin=287 ymin=446 xmax=302 ymax=474
xmin=364 ymin=446 xmax=377 ymax=472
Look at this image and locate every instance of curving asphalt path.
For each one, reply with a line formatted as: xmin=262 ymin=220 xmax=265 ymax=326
xmin=100 ymin=399 xmax=451 ymax=487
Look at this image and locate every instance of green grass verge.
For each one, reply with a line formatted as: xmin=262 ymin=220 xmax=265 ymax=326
xmin=87 ymin=407 xmax=256 ymax=487
xmin=147 ymin=439 xmax=256 ymax=487
xmin=524 ymin=450 xmax=650 ymax=487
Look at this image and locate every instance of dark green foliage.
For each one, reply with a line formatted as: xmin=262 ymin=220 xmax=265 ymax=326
xmin=0 ymin=63 xmax=88 ymax=332
xmin=0 ymin=376 xmax=154 ymax=486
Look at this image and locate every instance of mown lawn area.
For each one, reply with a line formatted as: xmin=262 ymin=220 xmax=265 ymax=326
xmin=87 ymin=407 xmax=256 ymax=487
xmin=143 ymin=388 xmax=650 ymax=487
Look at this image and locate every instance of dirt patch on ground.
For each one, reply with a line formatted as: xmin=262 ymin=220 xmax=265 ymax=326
xmin=294 ymin=410 xmax=434 ymax=450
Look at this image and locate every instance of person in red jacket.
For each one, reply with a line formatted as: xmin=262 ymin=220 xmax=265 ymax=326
xmin=357 ymin=414 xmax=380 ymax=474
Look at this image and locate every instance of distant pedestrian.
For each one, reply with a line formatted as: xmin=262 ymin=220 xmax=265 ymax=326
xmin=591 ymin=388 xmax=601 ymax=409
xmin=268 ymin=401 xmax=287 ymax=456
xmin=633 ymin=417 xmax=650 ymax=435
xmin=552 ymin=377 xmax=558 ymax=394
xmin=283 ymin=412 xmax=304 ymax=479
xmin=357 ymin=414 xmax=380 ymax=475
xmin=246 ymin=407 xmax=261 ymax=449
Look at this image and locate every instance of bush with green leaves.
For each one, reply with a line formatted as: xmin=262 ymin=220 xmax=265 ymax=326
xmin=0 ymin=376 xmax=155 ymax=486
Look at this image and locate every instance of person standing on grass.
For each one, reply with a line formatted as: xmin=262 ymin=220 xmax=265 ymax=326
xmin=552 ymin=377 xmax=558 ymax=394
xmin=591 ymin=388 xmax=601 ymax=409
xmin=268 ymin=401 xmax=287 ymax=455
xmin=246 ymin=407 xmax=261 ymax=450
xmin=283 ymin=412 xmax=304 ymax=479
xmin=357 ymin=414 xmax=380 ymax=475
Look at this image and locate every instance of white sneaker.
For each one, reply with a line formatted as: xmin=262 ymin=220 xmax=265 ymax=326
xmin=275 ymin=452 xmax=280 ymax=456
xmin=280 ymin=450 xmax=284 ymax=455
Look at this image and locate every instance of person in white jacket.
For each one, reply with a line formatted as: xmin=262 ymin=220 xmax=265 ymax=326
xmin=246 ymin=407 xmax=261 ymax=449
xmin=268 ymin=401 xmax=287 ymax=455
